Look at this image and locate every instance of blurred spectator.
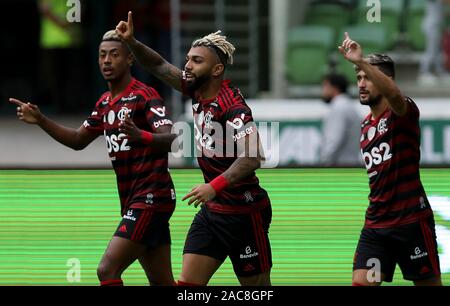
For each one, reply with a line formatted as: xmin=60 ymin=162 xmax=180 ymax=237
xmin=39 ymin=0 xmax=85 ymax=112
xmin=418 ymin=0 xmax=450 ymax=86
xmin=320 ymin=74 xmax=362 ymax=167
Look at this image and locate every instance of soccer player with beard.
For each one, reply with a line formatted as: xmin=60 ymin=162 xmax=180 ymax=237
xmin=116 ymin=12 xmax=272 ymax=286
xmin=10 ymin=30 xmax=178 ymax=286
xmin=339 ymin=32 xmax=442 ymax=286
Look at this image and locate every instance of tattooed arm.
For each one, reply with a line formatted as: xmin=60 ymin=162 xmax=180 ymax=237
xmin=182 ymin=133 xmax=264 ymax=208
xmin=116 ymin=11 xmax=183 ymax=92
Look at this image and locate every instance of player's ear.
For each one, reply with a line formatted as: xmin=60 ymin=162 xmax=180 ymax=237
xmin=212 ymin=63 xmax=224 ymax=77
xmin=127 ymin=52 xmax=134 ymax=67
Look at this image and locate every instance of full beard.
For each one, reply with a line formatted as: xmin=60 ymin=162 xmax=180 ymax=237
xmin=186 ymin=74 xmax=212 ymax=92
xmin=360 ymin=94 xmax=382 ymax=106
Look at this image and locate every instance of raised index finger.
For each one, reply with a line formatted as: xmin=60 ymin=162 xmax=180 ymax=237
xmin=9 ymin=98 xmax=25 ymax=106
xmin=344 ymin=32 xmax=350 ymax=40
xmin=127 ymin=11 xmax=133 ymax=27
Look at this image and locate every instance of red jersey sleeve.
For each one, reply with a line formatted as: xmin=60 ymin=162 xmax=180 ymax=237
xmin=145 ymin=97 xmax=173 ymax=133
xmin=223 ymin=102 xmax=256 ymax=136
xmin=83 ymin=98 xmax=106 ymax=135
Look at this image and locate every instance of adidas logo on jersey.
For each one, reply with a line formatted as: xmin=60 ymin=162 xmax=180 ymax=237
xmin=243 ymin=264 xmax=255 ymax=272
xmin=420 ymin=266 xmax=431 ymax=275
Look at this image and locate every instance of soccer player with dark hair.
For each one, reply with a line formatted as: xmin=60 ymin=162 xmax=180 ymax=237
xmin=115 ymin=12 xmax=272 ymax=286
xmin=339 ymin=32 xmax=442 ymax=286
xmin=10 ymin=30 xmax=178 ymax=286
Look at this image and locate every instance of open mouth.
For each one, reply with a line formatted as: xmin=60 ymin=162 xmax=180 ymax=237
xmin=103 ymin=67 xmax=113 ymax=76
xmin=360 ymin=91 xmax=369 ymax=97
xmin=185 ymin=72 xmax=196 ymax=82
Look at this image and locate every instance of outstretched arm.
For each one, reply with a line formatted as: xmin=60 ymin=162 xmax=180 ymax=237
xmin=10 ymin=98 xmax=98 ymax=150
xmin=338 ymin=32 xmax=407 ymax=116
xmin=115 ymin=11 xmax=183 ymax=92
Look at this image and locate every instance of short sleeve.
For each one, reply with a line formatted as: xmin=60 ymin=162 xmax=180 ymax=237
xmin=223 ymin=103 xmax=259 ymax=159
xmin=405 ymin=97 xmax=420 ymax=119
xmin=395 ymin=97 xmax=420 ymax=125
xmin=145 ymin=98 xmax=173 ymax=132
xmin=223 ymin=103 xmax=256 ymax=134
xmin=83 ymin=103 xmax=104 ymax=135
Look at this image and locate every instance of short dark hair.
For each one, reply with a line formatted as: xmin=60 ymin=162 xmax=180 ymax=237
xmin=355 ymin=53 xmax=396 ymax=79
xmin=323 ymin=73 xmax=349 ymax=94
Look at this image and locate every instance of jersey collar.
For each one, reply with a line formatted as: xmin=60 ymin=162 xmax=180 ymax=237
xmin=108 ymin=78 xmax=137 ymax=106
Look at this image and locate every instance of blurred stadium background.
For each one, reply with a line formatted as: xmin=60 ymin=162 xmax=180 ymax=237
xmin=0 ymin=0 xmax=449 ymax=285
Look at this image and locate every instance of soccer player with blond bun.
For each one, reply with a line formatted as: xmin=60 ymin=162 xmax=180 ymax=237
xmin=339 ymin=32 xmax=442 ymax=286
xmin=116 ymin=12 xmax=272 ymax=286
xmin=10 ymin=30 xmax=178 ymax=286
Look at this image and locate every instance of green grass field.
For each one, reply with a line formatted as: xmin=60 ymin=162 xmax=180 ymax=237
xmin=0 ymin=168 xmax=449 ymax=286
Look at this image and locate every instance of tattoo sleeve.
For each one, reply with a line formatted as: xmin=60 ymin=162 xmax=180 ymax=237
xmin=221 ymin=133 xmax=264 ymax=185
xmin=128 ymin=39 xmax=183 ymax=92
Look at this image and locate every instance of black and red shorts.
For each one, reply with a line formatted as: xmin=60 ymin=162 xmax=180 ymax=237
xmin=114 ymin=207 xmax=174 ymax=249
xmin=183 ymin=204 xmax=272 ymax=277
xmin=353 ymin=216 xmax=441 ymax=282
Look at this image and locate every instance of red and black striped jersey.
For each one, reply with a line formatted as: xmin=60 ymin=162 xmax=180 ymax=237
xmin=84 ymin=78 xmax=175 ymax=215
xmin=183 ymin=79 xmax=270 ymax=214
xmin=360 ymin=97 xmax=433 ymax=228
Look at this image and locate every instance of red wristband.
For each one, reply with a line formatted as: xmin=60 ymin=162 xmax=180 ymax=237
xmin=209 ymin=175 xmax=229 ymax=194
xmin=140 ymin=130 xmax=154 ymax=144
